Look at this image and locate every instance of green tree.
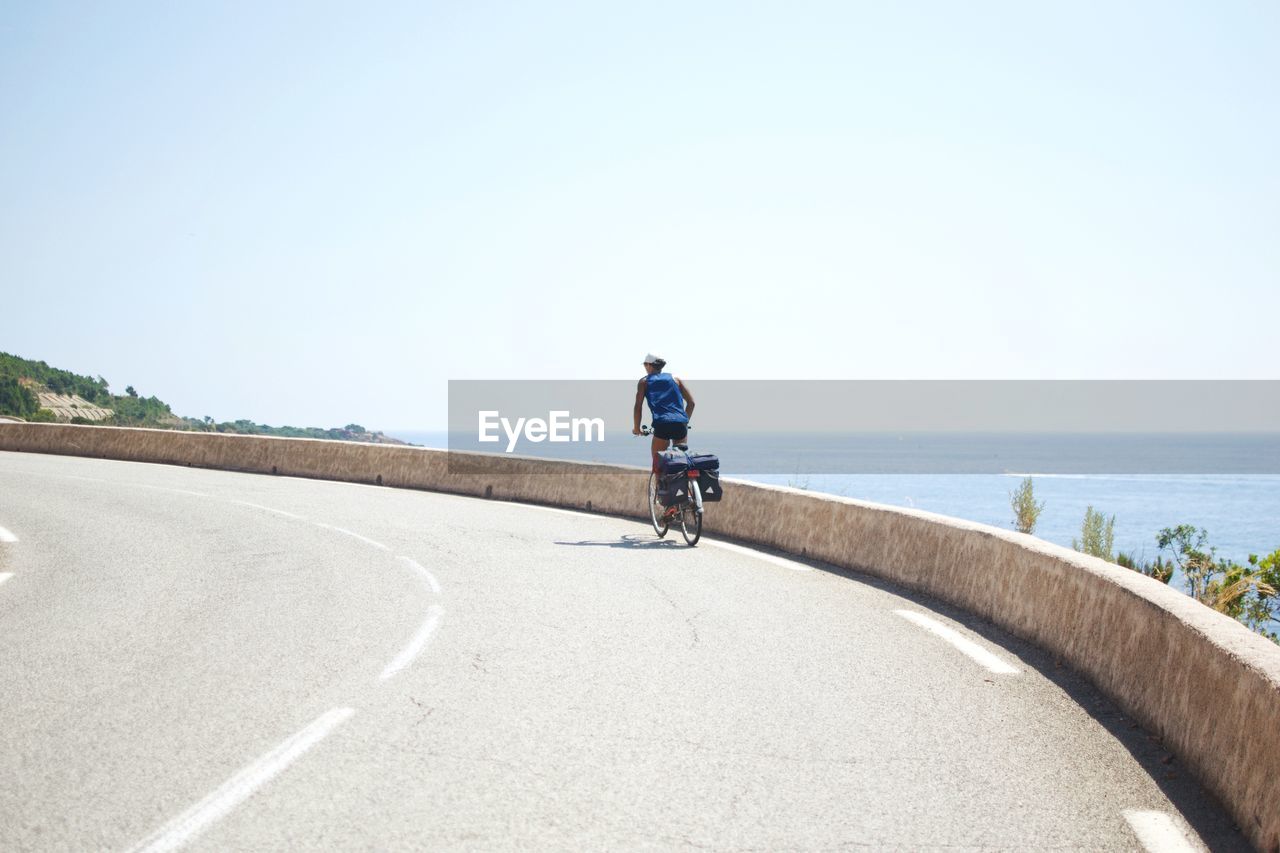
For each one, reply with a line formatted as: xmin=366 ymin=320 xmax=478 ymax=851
xmin=1241 ymin=550 xmax=1280 ymax=641
xmin=1157 ymin=526 xmax=1277 ymax=632
xmin=1157 ymin=525 xmax=1217 ymax=604
xmin=0 ymin=377 xmax=39 ymax=418
xmin=1073 ymin=506 xmax=1115 ymax=561
xmin=1119 ymin=529 xmax=1277 ymax=642
xmin=1009 ymin=476 xmax=1045 ymax=534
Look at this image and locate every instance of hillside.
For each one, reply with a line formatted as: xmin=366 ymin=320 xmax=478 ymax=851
xmin=0 ymin=352 xmax=406 ymax=445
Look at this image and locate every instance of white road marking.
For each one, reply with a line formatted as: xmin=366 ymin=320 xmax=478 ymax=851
xmin=29 ymin=472 xmax=211 ymax=498
xmin=704 ymin=539 xmax=813 ymax=572
xmin=0 ymin=526 xmax=16 ymax=543
xmin=1123 ymin=809 xmax=1203 ymax=853
xmin=125 ymin=707 xmax=355 ymax=853
xmin=893 ymin=610 xmax=1019 ymax=675
xmin=314 ymin=522 xmax=390 ymax=551
xmin=55 ymin=473 xmax=109 ymax=484
xmin=398 ymin=556 xmax=442 ymax=596
xmin=230 ymin=500 xmax=305 ymax=521
xmin=380 ymin=605 xmax=445 ymax=680
xmin=0 ymin=573 xmax=12 ymax=587
xmin=134 ymin=483 xmax=211 ymax=498
xmin=510 ymin=502 xmax=602 ymax=519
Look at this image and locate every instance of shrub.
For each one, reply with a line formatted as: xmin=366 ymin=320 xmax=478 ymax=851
xmin=1074 ymin=506 xmax=1115 ymax=561
xmin=1009 ymin=476 xmax=1045 ymax=534
xmin=1116 ymin=551 xmax=1174 ymax=584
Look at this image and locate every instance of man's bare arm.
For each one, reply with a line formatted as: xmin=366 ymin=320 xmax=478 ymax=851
xmin=633 ymin=379 xmax=646 ymax=434
xmin=676 ymin=376 xmax=695 ymax=419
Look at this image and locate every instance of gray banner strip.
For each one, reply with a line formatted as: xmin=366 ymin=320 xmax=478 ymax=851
xmin=446 ymin=380 xmax=1280 ymax=474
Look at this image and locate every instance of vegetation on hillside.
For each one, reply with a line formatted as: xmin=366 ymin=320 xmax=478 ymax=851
xmin=0 ymin=352 xmax=110 ymax=403
xmin=0 ymin=376 xmax=41 ymax=419
xmin=189 ymin=419 xmax=397 ymax=443
xmin=0 ymin=351 xmax=401 ymax=444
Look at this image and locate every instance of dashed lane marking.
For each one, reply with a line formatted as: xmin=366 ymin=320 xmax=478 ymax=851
xmin=125 ymin=707 xmax=356 ymax=853
xmin=508 ymin=502 xmax=605 ymax=519
xmin=398 ymin=556 xmax=442 ymax=596
xmin=312 ymin=522 xmax=390 ymax=552
xmin=380 ymin=605 xmax=445 ymax=680
xmin=703 ymin=539 xmax=813 ymax=572
xmin=893 ymin=609 xmax=1019 ymax=675
xmin=1123 ymin=809 xmax=1204 ymax=853
xmin=229 ymin=500 xmax=306 ymax=521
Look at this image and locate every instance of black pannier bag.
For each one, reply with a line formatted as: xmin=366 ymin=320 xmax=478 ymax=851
xmin=687 ymin=453 xmax=718 ymax=471
xmin=657 ymin=473 xmax=690 ymax=506
xmin=657 ymin=450 xmax=689 ymax=476
xmin=696 ymin=467 xmax=723 ymax=501
xmin=688 ymin=453 xmax=723 ymax=501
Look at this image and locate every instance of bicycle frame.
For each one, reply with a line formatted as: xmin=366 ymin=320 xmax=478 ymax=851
xmin=686 ymin=468 xmax=705 ymax=514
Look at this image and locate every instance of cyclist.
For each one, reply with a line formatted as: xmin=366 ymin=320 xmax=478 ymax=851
xmin=632 ymin=352 xmax=695 ymax=462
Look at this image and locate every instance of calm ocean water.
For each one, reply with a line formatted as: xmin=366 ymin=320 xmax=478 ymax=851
xmin=745 ymin=472 xmax=1280 ymax=566
xmin=389 ymin=430 xmax=1280 ymax=565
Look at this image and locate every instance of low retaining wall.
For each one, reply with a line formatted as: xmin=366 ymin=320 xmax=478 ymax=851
xmin=4 ymin=423 xmax=1278 ymax=851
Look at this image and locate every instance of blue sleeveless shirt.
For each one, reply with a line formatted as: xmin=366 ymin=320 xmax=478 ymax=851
xmin=644 ymin=372 xmax=688 ymax=424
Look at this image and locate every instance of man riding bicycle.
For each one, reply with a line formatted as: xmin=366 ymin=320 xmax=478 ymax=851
xmin=632 ymin=352 xmax=695 ymax=460
xmin=634 ymin=354 xmax=713 ymax=539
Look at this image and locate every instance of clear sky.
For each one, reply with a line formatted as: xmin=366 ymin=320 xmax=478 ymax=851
xmin=3 ymin=2 xmax=1276 ymax=430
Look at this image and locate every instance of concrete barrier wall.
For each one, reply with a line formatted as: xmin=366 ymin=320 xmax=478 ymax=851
xmin=3 ymin=423 xmax=1278 ymax=851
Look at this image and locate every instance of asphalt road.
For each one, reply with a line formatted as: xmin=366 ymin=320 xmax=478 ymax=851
xmin=0 ymin=450 xmax=1249 ymax=851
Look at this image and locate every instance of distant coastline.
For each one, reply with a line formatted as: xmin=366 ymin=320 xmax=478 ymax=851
xmin=0 ymin=351 xmax=403 ymax=445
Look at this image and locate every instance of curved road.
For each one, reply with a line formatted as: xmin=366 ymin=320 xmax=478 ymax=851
xmin=0 ymin=451 xmax=1247 ymax=851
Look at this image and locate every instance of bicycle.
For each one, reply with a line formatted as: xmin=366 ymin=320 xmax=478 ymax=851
xmin=639 ymin=424 xmax=703 ymax=546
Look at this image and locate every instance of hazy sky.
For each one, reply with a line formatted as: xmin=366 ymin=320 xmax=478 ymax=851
xmin=3 ymin=2 xmax=1276 ymax=430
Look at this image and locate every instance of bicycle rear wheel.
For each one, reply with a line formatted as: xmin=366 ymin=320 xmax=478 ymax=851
xmin=680 ymin=480 xmax=703 ymax=546
xmin=648 ymin=472 xmax=669 ymax=538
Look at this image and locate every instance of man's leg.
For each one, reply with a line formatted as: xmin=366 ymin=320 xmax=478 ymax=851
xmin=651 ymin=435 xmax=670 ymax=470
xmin=650 ymin=436 xmax=680 ymax=517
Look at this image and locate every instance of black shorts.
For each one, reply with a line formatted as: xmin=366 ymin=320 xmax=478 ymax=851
xmin=652 ymin=421 xmax=688 ymax=441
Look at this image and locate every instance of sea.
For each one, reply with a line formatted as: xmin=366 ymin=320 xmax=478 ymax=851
xmin=388 ymin=430 xmax=1280 ymax=572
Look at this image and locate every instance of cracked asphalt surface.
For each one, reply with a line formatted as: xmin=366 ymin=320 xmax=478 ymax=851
xmin=0 ymin=451 xmax=1249 ymax=851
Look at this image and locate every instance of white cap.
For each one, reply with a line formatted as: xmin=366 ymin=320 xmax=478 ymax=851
xmin=643 ymin=353 xmax=661 ymax=364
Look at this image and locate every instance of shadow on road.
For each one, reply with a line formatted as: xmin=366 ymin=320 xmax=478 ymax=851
xmin=555 ymin=522 xmax=1248 ymax=849
xmin=554 ymin=533 xmax=686 ymax=549
xmin=772 ymin=547 xmax=1253 ymax=853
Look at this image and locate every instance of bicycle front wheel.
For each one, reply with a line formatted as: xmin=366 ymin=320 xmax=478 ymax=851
xmin=648 ymin=472 xmax=668 ymax=538
xmin=680 ymin=480 xmax=703 ymax=546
